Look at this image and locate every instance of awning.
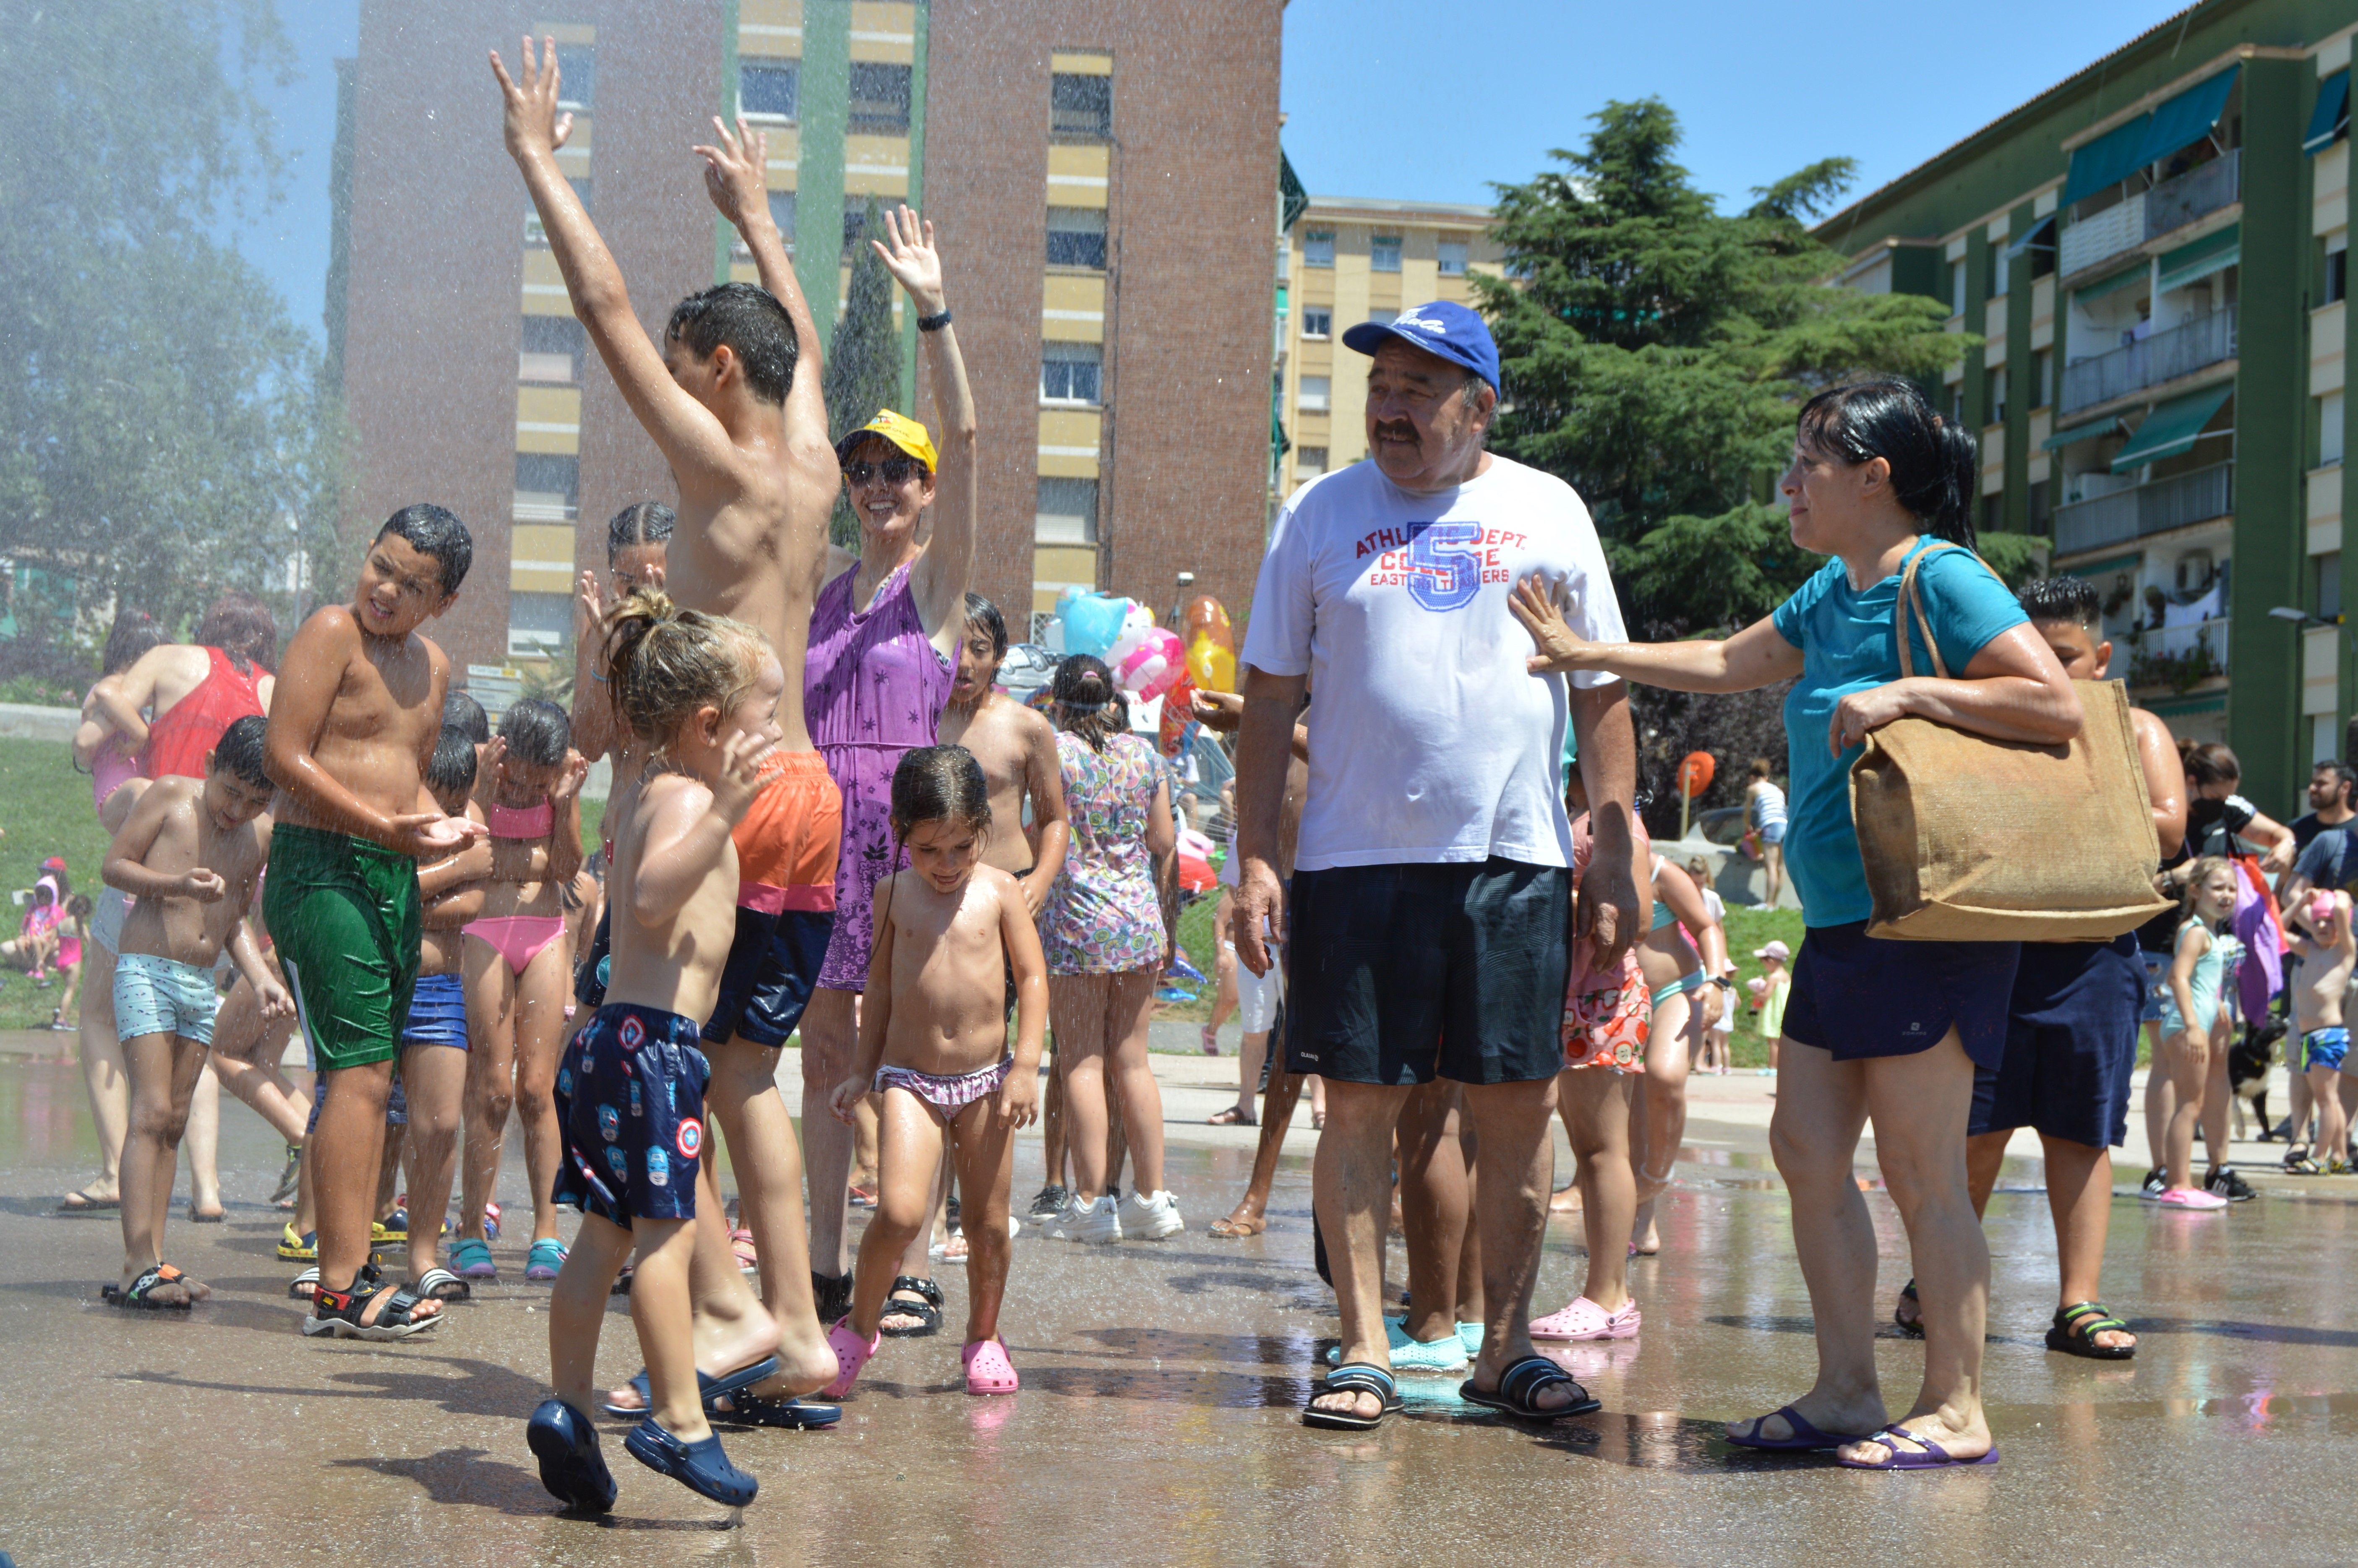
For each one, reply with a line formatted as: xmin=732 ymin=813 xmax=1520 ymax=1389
xmin=2134 ymin=65 xmax=2240 ymax=167
xmin=2003 ymin=214 xmax=2056 ymax=260
xmin=2042 ymin=417 xmax=2123 ymax=451
xmin=2074 ymin=262 xmax=2150 ymax=305
xmin=2110 ymin=384 xmax=2233 ymax=473
xmin=2307 ymin=70 xmax=2350 ymax=156
xmin=1278 ymin=148 xmax=1309 ymax=233
xmin=2063 ymin=113 xmax=2155 ymax=207
xmin=2155 ymin=223 xmax=2240 ymax=292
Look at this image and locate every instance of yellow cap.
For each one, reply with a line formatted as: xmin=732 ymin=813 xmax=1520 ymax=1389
xmin=835 ymin=408 xmax=939 ymax=472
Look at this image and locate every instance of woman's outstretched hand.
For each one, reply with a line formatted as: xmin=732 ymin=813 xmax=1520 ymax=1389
xmin=1510 ymin=574 xmax=1589 ymax=674
xmin=871 ymin=204 xmax=947 ymax=317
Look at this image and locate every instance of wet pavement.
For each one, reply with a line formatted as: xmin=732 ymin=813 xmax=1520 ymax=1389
xmin=3 ymin=1050 xmax=2357 ymax=1566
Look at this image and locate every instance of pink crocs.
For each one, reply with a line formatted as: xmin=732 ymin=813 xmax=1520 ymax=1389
xmin=962 ymin=1337 xmax=1019 ymax=1395
xmin=1529 ymin=1295 xmax=1641 ymax=1342
xmin=823 ymin=1318 xmax=883 ymax=1399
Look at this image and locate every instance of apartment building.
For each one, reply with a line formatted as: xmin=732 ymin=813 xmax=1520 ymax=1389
xmin=331 ymin=0 xmax=1281 ymax=686
xmin=1273 ymin=198 xmax=1505 ymax=497
xmin=1816 ymin=0 xmax=2358 ymax=808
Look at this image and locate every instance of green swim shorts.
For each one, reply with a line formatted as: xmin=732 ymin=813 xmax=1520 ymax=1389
xmin=264 ymin=822 xmax=421 ymax=1073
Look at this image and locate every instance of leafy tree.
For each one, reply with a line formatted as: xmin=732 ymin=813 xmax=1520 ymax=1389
xmin=823 ymin=197 xmax=903 ymax=549
xmin=1477 ymin=100 xmax=2025 ymax=831
xmin=0 ymin=0 xmax=343 ymax=672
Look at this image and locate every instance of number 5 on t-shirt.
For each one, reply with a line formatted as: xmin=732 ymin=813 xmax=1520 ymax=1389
xmin=1406 ymin=522 xmax=1484 ymax=612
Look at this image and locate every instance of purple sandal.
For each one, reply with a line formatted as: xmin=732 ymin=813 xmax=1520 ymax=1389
xmin=1725 ymin=1404 xmax=1874 ymax=1452
xmin=1836 ymin=1425 xmax=1999 ymax=1470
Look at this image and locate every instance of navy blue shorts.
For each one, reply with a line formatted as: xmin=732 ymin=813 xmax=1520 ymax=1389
xmin=1969 ymin=935 xmax=2142 ymax=1146
xmin=703 ymin=905 xmax=834 ymax=1048
xmin=401 ymin=971 xmax=469 ymax=1050
xmin=553 ymin=1003 xmax=709 ymax=1228
xmin=1284 ymin=857 xmax=1568 ymax=1087
xmin=1782 ymin=921 xmax=2019 ymax=1071
xmin=573 ymin=908 xmax=610 ymax=1010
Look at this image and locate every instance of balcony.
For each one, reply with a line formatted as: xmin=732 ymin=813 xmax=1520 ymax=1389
xmin=2126 ymin=615 xmax=2230 ymax=691
xmin=2056 ymin=150 xmax=2242 ymax=277
xmin=2060 ymin=307 xmax=2235 ymax=414
xmin=2053 ymin=461 xmax=2233 ymax=556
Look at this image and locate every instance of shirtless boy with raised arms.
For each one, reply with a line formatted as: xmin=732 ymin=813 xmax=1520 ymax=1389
xmin=494 ymin=37 xmax=840 ymax=1398
xmin=265 ymin=505 xmax=484 ymax=1340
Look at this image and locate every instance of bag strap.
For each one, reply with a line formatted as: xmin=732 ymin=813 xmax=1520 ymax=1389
xmin=1894 ymin=540 xmax=1986 ymax=682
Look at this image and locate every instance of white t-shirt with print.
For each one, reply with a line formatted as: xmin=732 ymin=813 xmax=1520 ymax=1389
xmin=1240 ymin=453 xmax=1625 ymax=872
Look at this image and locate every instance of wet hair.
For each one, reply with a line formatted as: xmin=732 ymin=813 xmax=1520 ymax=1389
xmin=607 ymin=501 xmax=675 ymax=564
xmin=2180 ymin=740 xmax=2241 ymax=789
xmin=426 ymin=725 xmax=480 ymax=794
xmin=193 ymin=591 xmax=278 ymax=675
xmin=963 ymin=593 xmax=1008 ymax=662
xmin=1748 ymin=757 xmax=1774 ymax=779
xmin=211 ymin=714 xmax=271 ymax=787
xmin=664 ymin=282 xmax=798 ymax=406
xmin=442 ymin=688 xmax=490 ymax=745
xmin=889 ymin=745 xmax=993 ymax=843
xmin=2180 ymin=853 xmax=2237 ymax=919
xmin=65 ymin=893 xmax=92 ymax=921
xmin=602 ymin=590 xmax=772 ymax=749
xmin=1795 ymin=378 xmax=1978 ymax=549
xmin=2016 ymin=575 xmax=2102 ymax=632
xmin=499 ymin=697 xmax=571 ymax=769
xmin=101 ymin=609 xmax=167 ymax=677
xmin=375 ymin=504 xmax=474 ymax=594
xmin=2315 ymin=759 xmax=2358 ymax=807
xmin=1050 ymin=654 xmax=1127 ymax=753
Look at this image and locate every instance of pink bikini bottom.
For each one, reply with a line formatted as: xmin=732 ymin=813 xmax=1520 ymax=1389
xmin=464 ymin=915 xmax=567 ymax=975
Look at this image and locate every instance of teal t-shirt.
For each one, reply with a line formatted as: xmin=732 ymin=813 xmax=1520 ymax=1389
xmin=1768 ymin=541 xmax=2028 ymax=927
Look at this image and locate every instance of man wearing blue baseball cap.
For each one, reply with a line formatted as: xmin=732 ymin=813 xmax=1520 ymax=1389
xmin=1231 ymin=300 xmax=1642 ymax=1430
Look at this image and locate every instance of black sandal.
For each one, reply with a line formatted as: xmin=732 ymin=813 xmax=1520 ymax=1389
xmin=1459 ymin=1355 xmax=1600 ymax=1421
xmin=301 ymin=1272 xmax=443 ymax=1341
xmin=102 ymin=1261 xmax=199 ymax=1310
xmin=1302 ymin=1363 xmax=1401 ymax=1430
xmin=1894 ymin=1278 xmax=1925 ymax=1339
xmin=879 ymin=1274 xmax=943 ymax=1338
xmin=2046 ymin=1301 xmax=2135 ymax=1360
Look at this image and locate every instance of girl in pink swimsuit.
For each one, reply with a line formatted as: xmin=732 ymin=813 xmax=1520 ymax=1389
xmin=458 ymin=698 xmax=588 ymax=1281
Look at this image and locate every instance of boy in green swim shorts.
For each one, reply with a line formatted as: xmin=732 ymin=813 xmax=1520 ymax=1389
xmin=263 ymin=504 xmax=487 ymax=1341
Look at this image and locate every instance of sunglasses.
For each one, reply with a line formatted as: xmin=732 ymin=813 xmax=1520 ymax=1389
xmin=842 ymin=457 xmax=924 ymax=486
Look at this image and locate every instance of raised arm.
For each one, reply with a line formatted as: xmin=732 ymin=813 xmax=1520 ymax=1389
xmin=569 ymin=572 xmax=619 ymax=765
xmin=1514 ymin=576 xmax=1804 ymax=694
xmin=694 ymin=117 xmax=835 ymax=479
xmin=492 ymin=37 xmax=741 ymax=494
xmin=871 ymin=206 xmax=979 ymax=649
xmin=628 ymin=735 xmax=768 ymax=927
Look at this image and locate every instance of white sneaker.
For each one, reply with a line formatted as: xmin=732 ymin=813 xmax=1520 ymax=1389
xmin=1119 ymin=1188 xmax=1185 ymax=1240
xmin=1044 ymin=1195 xmax=1123 ymax=1244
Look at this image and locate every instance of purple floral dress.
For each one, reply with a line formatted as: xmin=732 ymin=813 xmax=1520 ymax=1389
xmin=806 ymin=562 xmax=952 ymax=992
xmin=1041 ymin=732 xmax=1168 ymax=975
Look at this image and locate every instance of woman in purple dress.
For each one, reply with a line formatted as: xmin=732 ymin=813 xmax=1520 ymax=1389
xmin=799 ymin=204 xmax=978 ymax=1320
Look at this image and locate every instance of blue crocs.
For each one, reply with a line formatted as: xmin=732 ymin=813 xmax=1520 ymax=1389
xmin=623 ymin=1417 xmax=758 ymax=1507
xmin=525 ymin=1399 xmax=616 ymax=1514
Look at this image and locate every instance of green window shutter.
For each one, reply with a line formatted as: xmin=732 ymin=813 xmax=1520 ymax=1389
xmin=2132 ymin=65 xmax=2239 ymax=167
xmin=2307 ymin=70 xmax=2350 ymax=156
xmin=1279 ymin=148 xmax=1309 ymax=233
xmin=2042 ymin=417 xmax=2123 ymax=452
xmin=2109 ymin=384 xmax=2233 ymax=473
xmin=2154 ymin=223 xmax=2240 ymax=293
xmin=2063 ymin=114 xmax=2154 ymax=207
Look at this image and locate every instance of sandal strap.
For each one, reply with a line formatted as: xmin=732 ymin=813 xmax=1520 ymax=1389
xmin=889 ymin=1274 xmax=944 ymax=1307
xmin=1321 ymin=1362 xmax=1396 ymax=1398
xmin=1500 ymin=1354 xmax=1573 ymax=1404
xmin=2056 ymin=1302 xmax=2128 ymax=1334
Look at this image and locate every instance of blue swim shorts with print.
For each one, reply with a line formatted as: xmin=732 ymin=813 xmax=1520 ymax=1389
xmin=114 ymin=952 xmax=220 ymax=1046
xmin=2306 ymin=1026 xmax=2350 ymax=1073
xmin=552 ymin=1002 xmax=710 ymax=1229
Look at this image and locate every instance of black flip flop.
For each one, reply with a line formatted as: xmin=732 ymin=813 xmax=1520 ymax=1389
xmin=1459 ymin=1355 xmax=1600 ymax=1421
xmin=1302 ymin=1363 xmax=1401 ymax=1430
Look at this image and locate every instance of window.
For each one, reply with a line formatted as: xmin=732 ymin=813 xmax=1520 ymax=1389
xmin=1298 ymin=375 xmax=1330 ymax=413
xmin=1303 ymin=231 xmax=1335 ymax=268
xmin=2029 ymin=480 xmax=2051 ymax=536
xmin=556 ymin=45 xmax=594 ymax=109
xmin=1051 ymin=72 xmax=1111 ymax=139
xmin=1981 ymin=493 xmax=2003 ymax=537
xmin=2325 ymin=392 xmax=2347 ymax=466
xmin=513 ymin=453 xmax=578 ymax=522
xmin=1988 ymin=246 xmax=2008 ymax=299
xmin=843 ymin=198 xmax=875 ymax=260
xmin=1950 ymin=259 xmax=1967 ymax=316
xmin=2321 ymin=551 xmax=2344 ymax=620
xmin=1437 ymin=240 xmax=1469 ymax=277
xmin=2032 ymin=348 xmax=2053 ymax=409
xmin=740 ymin=59 xmax=798 ymax=120
xmin=1295 ymin=446 xmax=1328 ymax=478
xmin=1986 ymin=367 xmax=2007 ymax=425
xmin=1948 ymin=382 xmax=1966 ymax=426
xmin=1036 ymin=478 xmax=1098 ymax=543
xmin=847 ymin=62 xmax=910 ymax=134
xmin=1365 ymin=309 xmax=1395 ymax=327
xmin=1040 ymin=342 xmax=1102 ymax=404
xmin=519 ymin=315 xmax=584 ymax=384
xmin=1046 ymin=206 xmax=1107 ymax=270
xmin=731 ymin=192 xmax=796 ymax=255
xmin=1371 ymin=235 xmax=1403 ymax=273
xmin=1300 ymin=306 xmax=1332 ymax=339
xmin=2329 ymin=234 xmax=2350 ymax=305
xmin=509 ymin=591 xmax=573 ymax=659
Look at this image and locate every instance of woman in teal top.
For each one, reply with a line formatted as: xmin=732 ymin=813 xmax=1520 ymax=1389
xmin=1510 ymin=379 xmax=2082 ymax=1471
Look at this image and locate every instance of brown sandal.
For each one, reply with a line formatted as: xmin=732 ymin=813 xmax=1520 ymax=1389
xmin=1205 ymin=1106 xmax=1257 ymax=1127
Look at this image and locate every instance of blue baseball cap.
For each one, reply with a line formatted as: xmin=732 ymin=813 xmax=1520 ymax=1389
xmin=1341 ymin=300 xmax=1500 ymax=393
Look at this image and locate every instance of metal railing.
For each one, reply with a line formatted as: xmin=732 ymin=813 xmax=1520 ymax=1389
xmin=2146 ymin=150 xmax=2241 ymax=241
xmin=2053 ymin=461 xmax=2233 ymax=555
xmin=2060 ymin=307 xmax=2236 ymax=413
xmin=2126 ymin=615 xmax=2230 ymax=688
xmin=2060 ymin=193 xmax=2144 ymax=276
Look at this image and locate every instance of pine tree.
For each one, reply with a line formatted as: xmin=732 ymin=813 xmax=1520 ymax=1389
xmin=823 ymin=197 xmax=905 ymax=549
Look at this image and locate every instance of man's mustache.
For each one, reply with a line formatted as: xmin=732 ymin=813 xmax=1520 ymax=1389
xmin=1372 ymin=419 xmax=1418 ymax=444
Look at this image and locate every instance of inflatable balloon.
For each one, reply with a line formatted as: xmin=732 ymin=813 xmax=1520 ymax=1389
xmin=1116 ymin=627 xmax=1184 ymax=700
xmin=1158 ymin=669 xmax=1197 ymax=758
xmin=1105 ymin=600 xmax=1157 ymax=667
xmin=1186 ymin=632 xmax=1236 ymax=694
xmin=1056 ymin=590 xmax=1129 ymax=659
xmin=1181 ymin=595 xmax=1235 ymax=654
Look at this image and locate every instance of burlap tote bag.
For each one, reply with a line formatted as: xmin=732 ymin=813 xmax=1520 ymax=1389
xmin=1849 ymin=544 xmax=2172 ymax=942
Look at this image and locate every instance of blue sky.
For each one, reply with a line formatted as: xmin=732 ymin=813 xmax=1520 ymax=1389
xmin=233 ymin=1 xmax=2192 ymax=339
